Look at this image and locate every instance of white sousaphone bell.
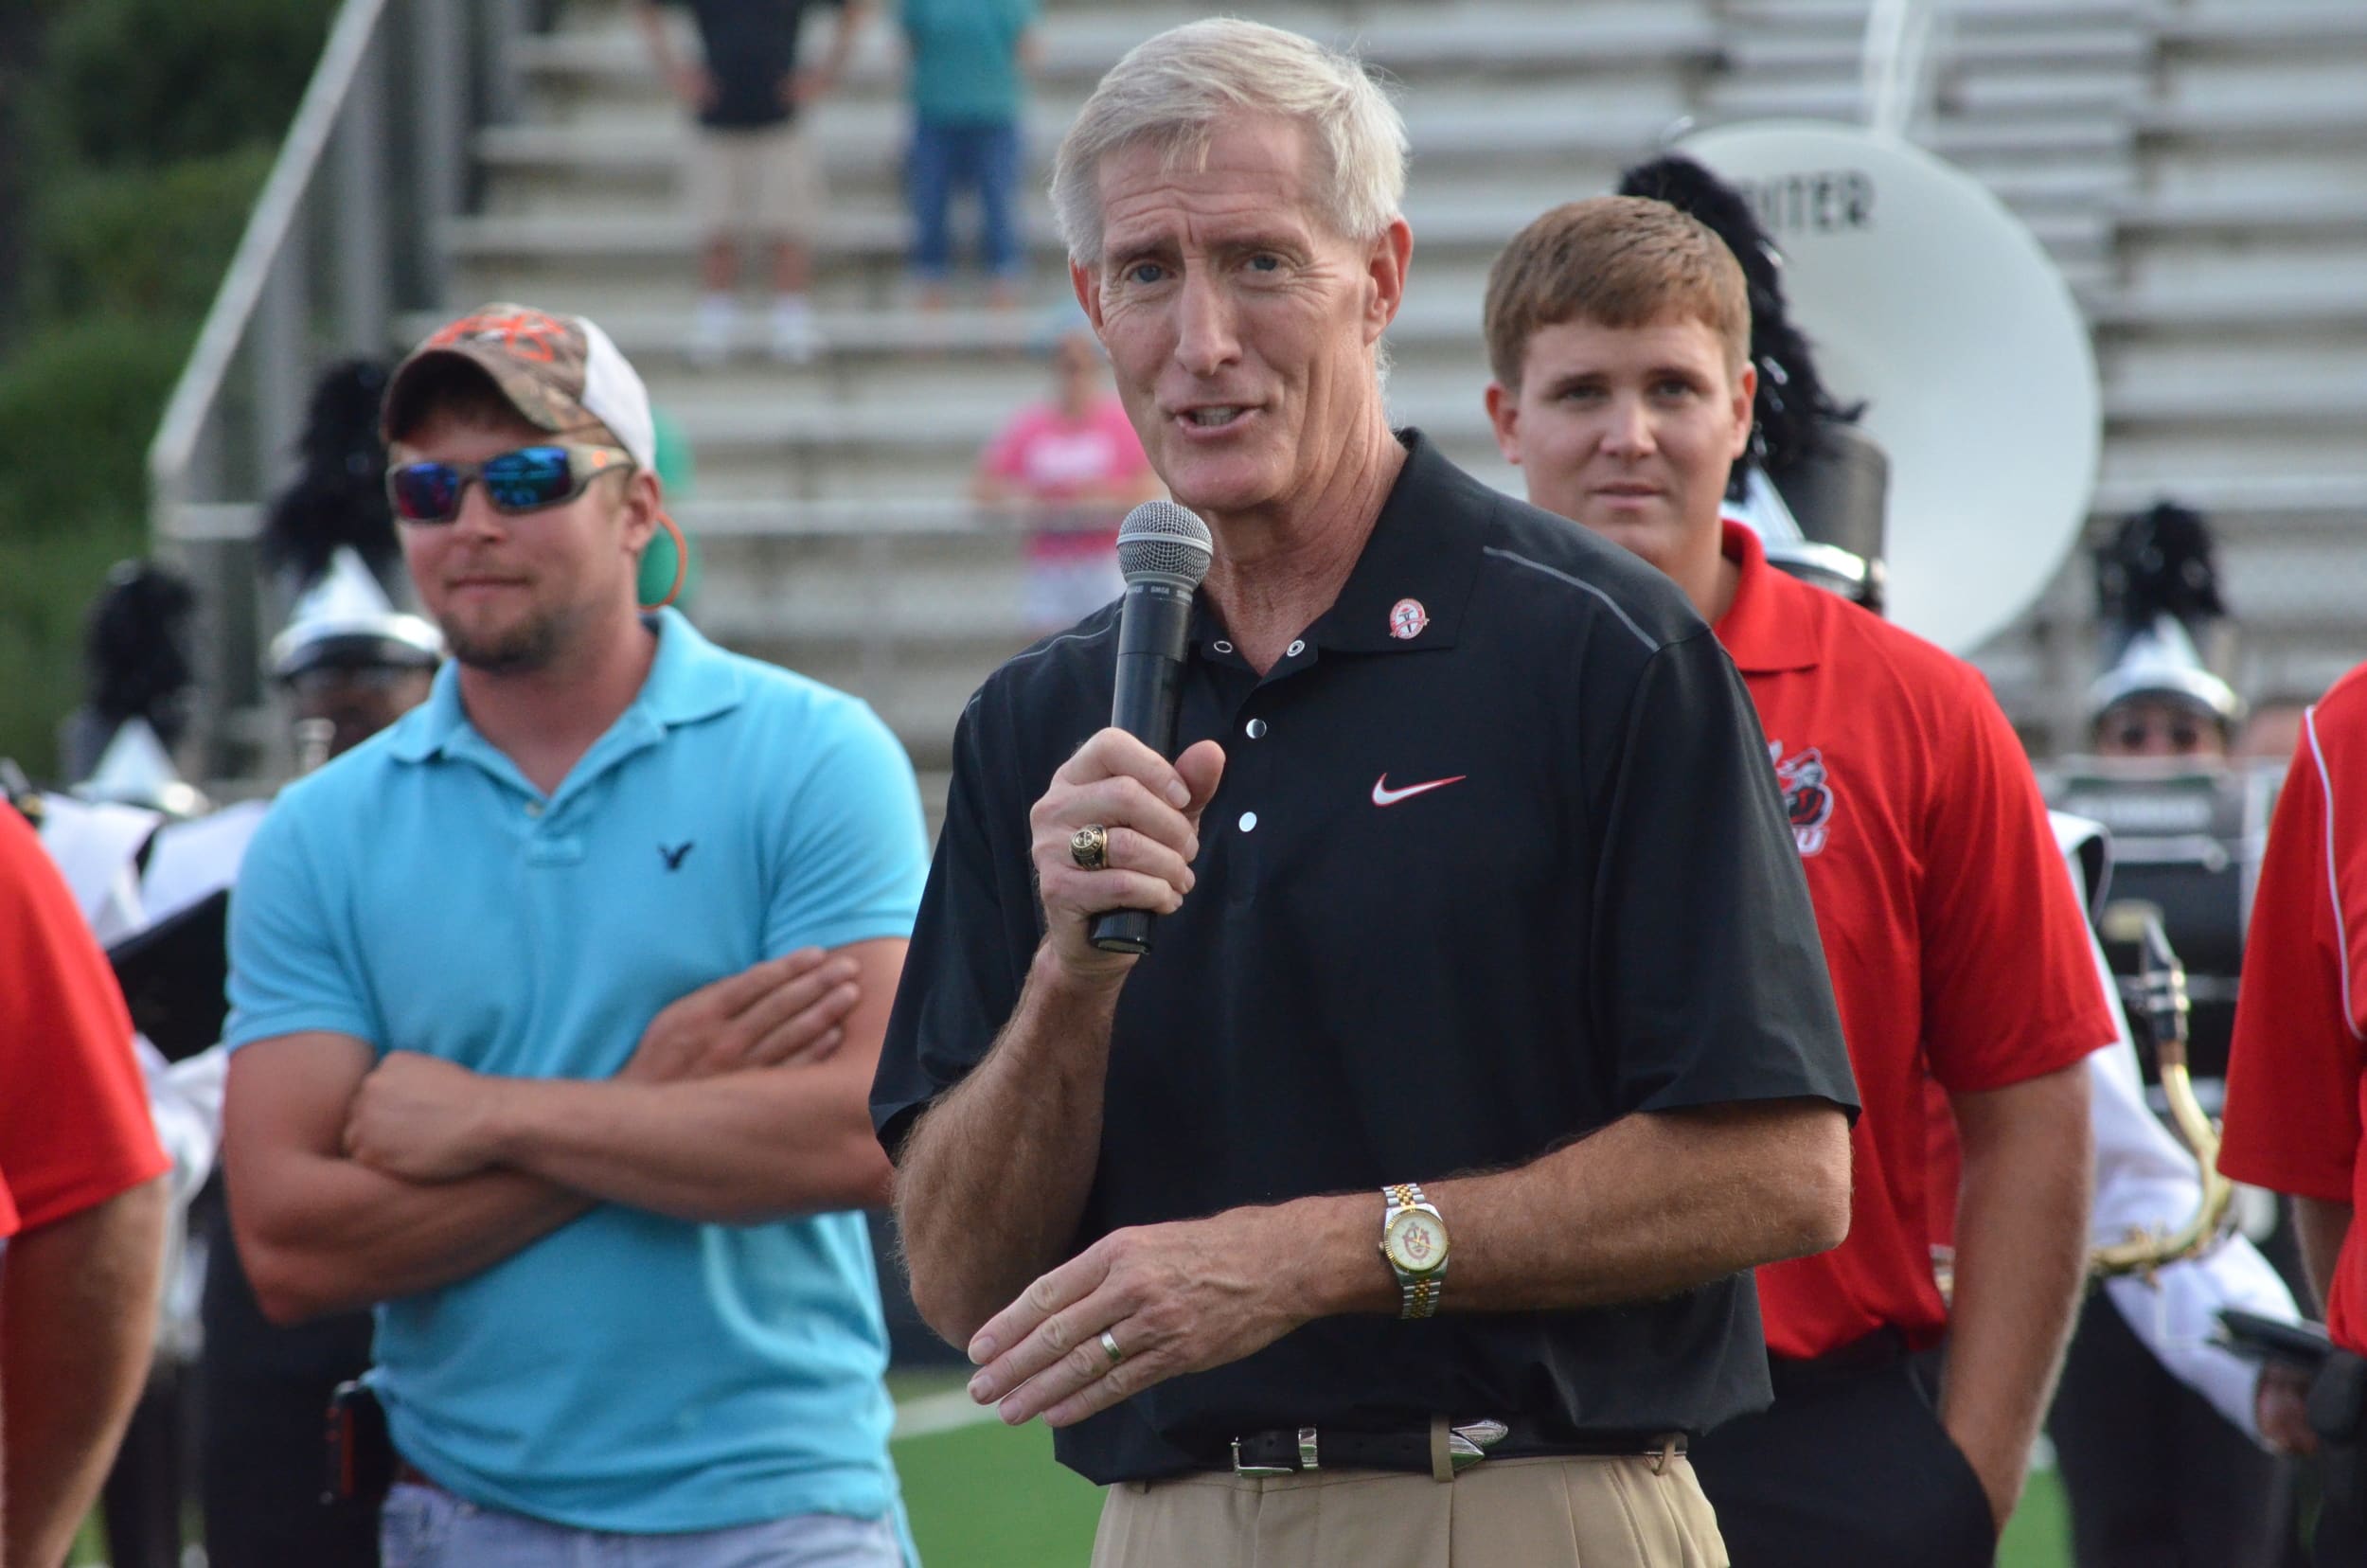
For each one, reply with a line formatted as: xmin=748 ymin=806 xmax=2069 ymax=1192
xmin=1675 ymin=119 xmax=2101 ymax=661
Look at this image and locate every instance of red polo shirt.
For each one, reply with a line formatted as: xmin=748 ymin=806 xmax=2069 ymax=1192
xmin=1715 ymin=523 xmax=2112 ymax=1358
xmin=2220 ymin=664 xmax=2367 ymax=1353
xmin=0 ymin=807 xmax=168 ymax=1238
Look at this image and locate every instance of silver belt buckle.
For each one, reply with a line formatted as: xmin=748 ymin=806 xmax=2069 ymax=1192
xmin=1229 ymin=1429 xmax=1308 ymax=1478
xmin=1448 ymin=1418 xmax=1508 ymax=1473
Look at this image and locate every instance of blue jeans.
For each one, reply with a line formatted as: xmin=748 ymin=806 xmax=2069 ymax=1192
xmin=907 ymin=119 xmax=1023 ymax=281
xmin=380 ymin=1484 xmax=906 ymax=1568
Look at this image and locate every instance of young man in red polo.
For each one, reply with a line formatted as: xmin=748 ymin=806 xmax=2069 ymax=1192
xmin=1482 ymin=195 xmax=2109 ymax=1565
xmin=2220 ymin=671 xmax=2367 ymax=1566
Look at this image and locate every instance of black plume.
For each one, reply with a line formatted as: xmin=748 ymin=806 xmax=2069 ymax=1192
xmin=1619 ymin=154 xmax=1863 ymax=493
xmin=259 ymin=359 xmax=399 ymax=587
xmin=2094 ymin=502 xmax=2227 ymax=638
xmin=83 ymin=561 xmax=199 ymax=747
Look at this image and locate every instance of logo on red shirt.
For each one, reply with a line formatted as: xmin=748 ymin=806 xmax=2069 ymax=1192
xmin=1770 ymin=739 xmax=1836 ymax=857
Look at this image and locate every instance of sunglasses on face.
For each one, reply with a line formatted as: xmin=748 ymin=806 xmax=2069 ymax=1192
xmin=386 ymin=444 xmax=633 ymax=524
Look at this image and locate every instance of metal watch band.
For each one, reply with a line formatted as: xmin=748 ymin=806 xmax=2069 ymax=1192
xmin=1383 ymin=1183 xmax=1444 ymax=1320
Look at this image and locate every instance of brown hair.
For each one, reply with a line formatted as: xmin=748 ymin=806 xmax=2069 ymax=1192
xmin=1483 ymin=195 xmax=1751 ymax=391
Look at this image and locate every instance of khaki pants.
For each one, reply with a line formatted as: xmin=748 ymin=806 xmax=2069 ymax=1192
xmin=1090 ymin=1453 xmax=1729 ymax=1568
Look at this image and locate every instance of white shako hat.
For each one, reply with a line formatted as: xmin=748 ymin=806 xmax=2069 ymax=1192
xmin=2088 ymin=614 xmax=2243 ymax=727
xmin=269 ymin=546 xmax=443 ymax=682
xmin=77 ymin=716 xmax=209 ymax=817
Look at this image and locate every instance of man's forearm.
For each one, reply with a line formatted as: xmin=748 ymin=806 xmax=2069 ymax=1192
xmin=1287 ymin=1098 xmax=1851 ymax=1320
xmin=1942 ymin=1063 xmax=2094 ymax=1523
xmin=960 ymin=1096 xmax=1851 ymax=1430
xmin=486 ymin=1057 xmax=891 ymax=1223
xmin=897 ymin=949 xmax=1122 ymax=1340
xmin=2 ymin=1176 xmax=167 ymax=1568
xmin=2295 ymin=1195 xmax=2354 ymax=1314
xmin=234 ymin=1153 xmax=587 ymax=1323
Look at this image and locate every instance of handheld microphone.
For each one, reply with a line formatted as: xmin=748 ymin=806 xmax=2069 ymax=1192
xmin=1090 ymin=500 xmax=1215 ymax=955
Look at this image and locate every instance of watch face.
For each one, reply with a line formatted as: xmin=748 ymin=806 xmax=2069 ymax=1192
xmin=1385 ymin=1209 xmax=1448 ymax=1274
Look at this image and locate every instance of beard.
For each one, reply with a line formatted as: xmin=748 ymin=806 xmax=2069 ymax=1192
xmin=435 ymin=598 xmax=569 ymax=674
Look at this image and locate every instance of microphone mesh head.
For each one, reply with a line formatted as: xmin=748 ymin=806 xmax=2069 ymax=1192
xmin=1115 ymin=501 xmax=1215 ymax=588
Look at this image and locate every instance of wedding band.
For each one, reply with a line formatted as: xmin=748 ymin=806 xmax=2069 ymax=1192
xmin=1071 ymin=825 xmax=1111 ymax=871
xmin=1099 ymin=1328 xmax=1124 ymax=1365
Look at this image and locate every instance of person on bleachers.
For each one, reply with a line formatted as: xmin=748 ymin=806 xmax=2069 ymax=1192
xmin=633 ymin=0 xmax=871 ymax=365
xmin=899 ymin=0 xmax=1037 ymax=311
xmin=970 ymin=312 xmax=1163 ymax=633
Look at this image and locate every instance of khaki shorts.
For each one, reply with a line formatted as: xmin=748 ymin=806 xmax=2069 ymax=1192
xmin=1091 ymin=1452 xmax=1729 ymax=1568
xmin=686 ymin=122 xmax=822 ymax=241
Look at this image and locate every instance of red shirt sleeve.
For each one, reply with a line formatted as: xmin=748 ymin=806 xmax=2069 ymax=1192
xmin=2220 ymin=712 xmax=2364 ymax=1203
xmin=1917 ymin=672 xmax=2115 ymax=1092
xmin=0 ymin=809 xmax=169 ymax=1237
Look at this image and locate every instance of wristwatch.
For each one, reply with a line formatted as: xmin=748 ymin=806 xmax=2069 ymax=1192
xmin=1379 ymin=1182 xmax=1450 ymax=1319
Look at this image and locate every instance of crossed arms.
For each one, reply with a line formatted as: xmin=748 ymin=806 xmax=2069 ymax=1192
xmin=223 ymin=938 xmax=904 ymax=1324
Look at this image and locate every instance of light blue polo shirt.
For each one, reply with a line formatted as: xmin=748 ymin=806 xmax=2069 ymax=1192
xmin=224 ymin=610 xmax=928 ymax=1536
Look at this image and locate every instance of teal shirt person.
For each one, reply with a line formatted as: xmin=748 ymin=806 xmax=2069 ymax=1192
xmin=901 ymin=0 xmax=1035 ymax=126
xmin=223 ymin=610 xmax=928 ymax=1540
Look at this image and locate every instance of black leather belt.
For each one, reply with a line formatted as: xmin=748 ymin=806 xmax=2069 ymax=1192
xmin=1214 ymin=1417 xmax=1685 ymax=1478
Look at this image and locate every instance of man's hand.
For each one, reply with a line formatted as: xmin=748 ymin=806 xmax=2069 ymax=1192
xmin=962 ymin=1205 xmax=1310 ymax=1429
xmin=343 ymin=1053 xmax=503 ymax=1183
xmin=621 ymin=948 xmax=861 ymax=1084
xmin=1030 ymin=729 xmax=1225 ymax=985
xmin=2258 ymin=1362 xmax=2319 ymax=1456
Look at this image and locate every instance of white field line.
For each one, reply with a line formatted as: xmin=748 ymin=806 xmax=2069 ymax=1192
xmin=893 ymin=1386 xmax=1006 ymax=1441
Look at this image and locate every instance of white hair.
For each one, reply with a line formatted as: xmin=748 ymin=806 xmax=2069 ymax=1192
xmin=1052 ymin=19 xmax=1409 ymax=265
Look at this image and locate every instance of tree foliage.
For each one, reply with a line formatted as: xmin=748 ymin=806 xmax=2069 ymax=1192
xmin=0 ymin=0 xmax=329 ymax=777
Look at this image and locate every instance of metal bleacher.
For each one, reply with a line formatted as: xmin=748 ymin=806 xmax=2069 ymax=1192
xmin=159 ymin=0 xmax=2367 ymax=794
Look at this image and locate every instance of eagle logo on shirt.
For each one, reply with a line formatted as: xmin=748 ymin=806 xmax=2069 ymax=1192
xmin=1769 ymin=740 xmax=1836 ymax=857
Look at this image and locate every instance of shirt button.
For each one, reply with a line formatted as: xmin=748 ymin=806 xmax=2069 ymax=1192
xmin=525 ymin=801 xmax=544 ymax=818
xmin=1245 ymin=718 xmax=1269 ymax=739
xmin=1238 ymin=811 xmax=1258 ymax=832
xmin=1213 ymin=639 xmax=1235 ymax=655
xmin=1286 ymin=639 xmax=1306 ymax=657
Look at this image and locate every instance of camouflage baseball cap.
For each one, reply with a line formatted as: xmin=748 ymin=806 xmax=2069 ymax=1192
xmin=383 ymin=303 xmax=658 ymax=472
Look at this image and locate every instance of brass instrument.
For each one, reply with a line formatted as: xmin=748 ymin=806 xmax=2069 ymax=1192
xmin=2090 ymin=903 xmax=2237 ymax=1279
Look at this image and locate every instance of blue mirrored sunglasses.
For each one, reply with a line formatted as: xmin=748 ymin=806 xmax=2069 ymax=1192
xmin=386 ymin=443 xmax=633 ymax=524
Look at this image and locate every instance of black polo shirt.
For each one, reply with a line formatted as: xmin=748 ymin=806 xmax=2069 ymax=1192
xmin=873 ymin=431 xmax=1857 ymax=1485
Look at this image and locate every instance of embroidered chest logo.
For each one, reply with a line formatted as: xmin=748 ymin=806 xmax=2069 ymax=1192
xmin=1769 ymin=740 xmax=1836 ymax=857
xmin=1388 ymin=598 xmax=1429 ymax=640
xmin=1372 ymin=773 xmax=1467 ymax=808
xmin=659 ymin=842 xmax=695 ymax=871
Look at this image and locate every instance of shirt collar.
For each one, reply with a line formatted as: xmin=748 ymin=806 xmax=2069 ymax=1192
xmin=1187 ymin=429 xmax=1486 ymax=657
xmin=1713 ymin=518 xmax=1822 ymax=675
xmin=389 ymin=607 xmax=743 ymax=765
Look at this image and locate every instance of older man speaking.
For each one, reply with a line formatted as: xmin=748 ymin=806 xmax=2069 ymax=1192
xmin=872 ymin=20 xmax=1858 ymax=1567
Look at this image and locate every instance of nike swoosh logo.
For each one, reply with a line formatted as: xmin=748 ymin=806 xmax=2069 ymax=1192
xmin=1372 ymin=774 xmax=1468 ymax=807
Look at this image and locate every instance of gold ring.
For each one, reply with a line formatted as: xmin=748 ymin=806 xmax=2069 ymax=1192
xmin=1070 ymin=824 xmax=1110 ymax=871
xmin=1099 ymin=1328 xmax=1124 ymax=1365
